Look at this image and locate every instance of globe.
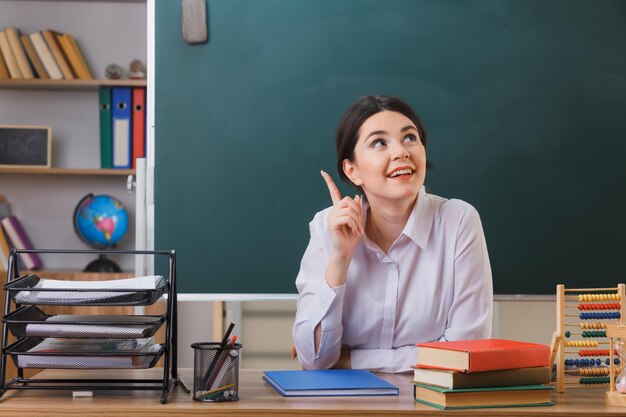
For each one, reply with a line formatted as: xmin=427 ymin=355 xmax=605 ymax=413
xmin=74 ymin=194 xmax=128 ymax=248
xmin=73 ymin=194 xmax=128 ymax=272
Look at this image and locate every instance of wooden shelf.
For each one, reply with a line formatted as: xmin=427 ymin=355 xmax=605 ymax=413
xmin=0 ymin=79 xmax=146 ymax=91
xmin=0 ymin=167 xmax=135 ymax=176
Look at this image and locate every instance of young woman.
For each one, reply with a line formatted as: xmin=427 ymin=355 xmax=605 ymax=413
xmin=292 ymin=94 xmax=493 ymax=373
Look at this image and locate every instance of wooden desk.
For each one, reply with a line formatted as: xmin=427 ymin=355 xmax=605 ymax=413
xmin=0 ymin=369 xmax=625 ymax=416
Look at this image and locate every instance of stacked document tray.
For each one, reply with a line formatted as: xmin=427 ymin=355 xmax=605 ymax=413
xmin=0 ymin=249 xmax=186 ymax=404
xmin=2 ymin=274 xmax=167 ymax=370
xmin=4 ymin=274 xmax=167 ymax=306
xmin=5 ymin=337 xmax=165 ymax=369
xmin=3 ymin=306 xmax=165 ymax=339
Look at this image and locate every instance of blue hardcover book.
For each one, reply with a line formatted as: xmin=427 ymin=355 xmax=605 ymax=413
xmin=111 ymin=87 xmax=132 ymax=169
xmin=262 ymin=369 xmax=399 ymax=397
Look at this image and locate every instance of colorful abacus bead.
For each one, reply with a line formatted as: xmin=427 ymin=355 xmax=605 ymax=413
xmin=565 ymin=330 xmax=571 ymax=338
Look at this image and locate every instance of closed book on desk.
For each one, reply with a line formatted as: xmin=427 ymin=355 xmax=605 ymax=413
xmin=413 ymin=383 xmax=553 ymax=410
xmin=0 ymin=216 xmax=42 ymax=270
xmin=416 ymin=339 xmax=550 ymax=372
xmin=263 ymin=369 xmax=399 ymax=397
xmin=411 ymin=366 xmax=551 ymax=389
xmin=111 ymin=87 xmax=132 ymax=169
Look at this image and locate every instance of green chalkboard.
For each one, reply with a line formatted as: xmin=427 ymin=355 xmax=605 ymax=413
xmin=155 ymin=0 xmax=626 ymax=294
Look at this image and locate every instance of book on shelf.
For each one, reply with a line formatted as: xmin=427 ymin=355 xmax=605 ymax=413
xmin=0 ymin=216 xmax=42 ymax=270
xmin=65 ymin=33 xmax=93 ymax=79
xmin=0 ymin=48 xmax=9 ymax=79
xmin=0 ymin=226 xmax=10 ymax=272
xmin=413 ymin=383 xmax=553 ymax=410
xmin=99 ymin=86 xmax=113 ymax=168
xmin=19 ymin=35 xmax=49 ymax=79
xmin=416 ymin=339 xmax=550 ymax=373
xmin=411 ymin=366 xmax=551 ymax=390
xmin=132 ymin=87 xmax=146 ymax=168
xmin=112 ymin=87 xmax=132 ymax=169
xmin=42 ymin=29 xmax=74 ymax=79
xmin=0 ymin=30 xmax=21 ymax=79
xmin=262 ymin=369 xmax=399 ymax=397
xmin=56 ymin=32 xmax=92 ymax=80
xmin=29 ymin=31 xmax=63 ymax=80
xmin=5 ymin=28 xmax=34 ymax=79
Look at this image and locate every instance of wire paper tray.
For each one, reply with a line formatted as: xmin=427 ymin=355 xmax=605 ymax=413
xmin=3 ymin=306 xmax=166 ymax=339
xmin=5 ymin=337 xmax=165 ymax=370
xmin=4 ymin=274 xmax=167 ymax=306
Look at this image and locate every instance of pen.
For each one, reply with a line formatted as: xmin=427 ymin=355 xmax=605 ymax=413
xmin=203 ymin=322 xmax=236 ymax=387
xmin=208 ymin=335 xmax=238 ymax=390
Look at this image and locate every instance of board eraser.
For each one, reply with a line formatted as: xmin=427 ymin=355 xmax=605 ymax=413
xmin=182 ymin=0 xmax=208 ymax=44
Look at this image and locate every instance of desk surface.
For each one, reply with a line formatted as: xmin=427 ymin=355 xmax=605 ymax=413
xmin=0 ymin=368 xmax=625 ymax=416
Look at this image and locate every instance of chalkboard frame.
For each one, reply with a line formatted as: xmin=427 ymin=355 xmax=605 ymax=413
xmin=0 ymin=125 xmax=51 ymax=168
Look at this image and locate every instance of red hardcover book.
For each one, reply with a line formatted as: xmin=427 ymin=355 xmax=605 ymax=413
xmin=0 ymin=215 xmax=42 ymax=270
xmin=416 ymin=339 xmax=550 ymax=373
xmin=131 ymin=87 xmax=146 ymax=169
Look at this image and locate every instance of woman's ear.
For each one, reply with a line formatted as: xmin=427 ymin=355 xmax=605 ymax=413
xmin=343 ymin=159 xmax=362 ymax=187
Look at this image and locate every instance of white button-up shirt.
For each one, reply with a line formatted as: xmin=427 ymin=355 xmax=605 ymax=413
xmin=292 ymin=187 xmax=493 ymax=373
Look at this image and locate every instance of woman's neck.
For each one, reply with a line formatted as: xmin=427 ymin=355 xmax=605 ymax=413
xmin=365 ymin=195 xmax=417 ymax=254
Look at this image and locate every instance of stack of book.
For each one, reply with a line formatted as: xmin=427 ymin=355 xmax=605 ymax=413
xmin=412 ymin=338 xmax=553 ymax=410
xmin=0 ymin=27 xmax=93 ymax=81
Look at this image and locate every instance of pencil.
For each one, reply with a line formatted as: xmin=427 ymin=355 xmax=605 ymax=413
xmin=202 ymin=322 xmax=236 ymax=386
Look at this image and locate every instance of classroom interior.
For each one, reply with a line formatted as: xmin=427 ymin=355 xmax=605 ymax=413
xmin=0 ymin=0 xmax=625 ymax=413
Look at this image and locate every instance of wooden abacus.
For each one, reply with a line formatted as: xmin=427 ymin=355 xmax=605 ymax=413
xmin=606 ymin=324 xmax=626 ymax=406
xmin=555 ymin=284 xmax=625 ymax=393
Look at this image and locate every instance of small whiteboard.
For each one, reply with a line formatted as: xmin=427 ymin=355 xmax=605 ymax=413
xmin=0 ymin=125 xmax=51 ymax=168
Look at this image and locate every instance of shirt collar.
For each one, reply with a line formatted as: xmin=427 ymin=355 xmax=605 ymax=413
xmin=402 ymin=186 xmax=434 ymax=249
xmin=360 ymin=185 xmax=434 ymax=250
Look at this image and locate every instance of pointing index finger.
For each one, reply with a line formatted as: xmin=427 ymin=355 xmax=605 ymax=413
xmin=320 ymin=170 xmax=342 ymax=206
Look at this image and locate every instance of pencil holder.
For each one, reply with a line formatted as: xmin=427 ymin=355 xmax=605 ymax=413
xmin=191 ymin=342 xmax=242 ymax=402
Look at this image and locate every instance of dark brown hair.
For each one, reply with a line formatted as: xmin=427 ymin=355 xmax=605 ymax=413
xmin=336 ymin=94 xmax=430 ymax=190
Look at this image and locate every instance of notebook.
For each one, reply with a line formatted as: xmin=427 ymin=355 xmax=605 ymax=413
xmin=262 ymin=369 xmax=399 ymax=397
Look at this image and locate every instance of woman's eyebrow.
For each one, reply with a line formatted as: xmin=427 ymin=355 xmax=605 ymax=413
xmin=401 ymin=125 xmax=417 ymax=132
xmin=364 ymin=130 xmax=387 ymax=140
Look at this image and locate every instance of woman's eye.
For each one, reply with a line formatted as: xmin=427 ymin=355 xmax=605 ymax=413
xmin=403 ymin=134 xmax=417 ymax=143
xmin=371 ymin=139 xmax=386 ymax=148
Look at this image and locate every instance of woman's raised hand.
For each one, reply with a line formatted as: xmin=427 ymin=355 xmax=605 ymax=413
xmin=320 ymin=171 xmax=363 ymax=260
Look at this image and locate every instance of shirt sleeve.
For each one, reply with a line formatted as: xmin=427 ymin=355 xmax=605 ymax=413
xmin=350 ymin=345 xmax=417 ymax=373
xmin=292 ymin=215 xmax=346 ymax=370
xmin=443 ymin=205 xmax=493 ymax=341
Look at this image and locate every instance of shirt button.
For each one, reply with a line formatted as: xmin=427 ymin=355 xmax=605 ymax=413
xmin=321 ymin=304 xmax=327 ymax=309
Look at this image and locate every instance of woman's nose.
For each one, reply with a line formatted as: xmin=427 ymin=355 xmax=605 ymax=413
xmin=391 ymin=145 xmax=409 ymax=160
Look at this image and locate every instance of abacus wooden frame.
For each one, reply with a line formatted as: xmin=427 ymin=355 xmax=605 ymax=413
xmin=555 ymin=284 xmax=626 ymax=393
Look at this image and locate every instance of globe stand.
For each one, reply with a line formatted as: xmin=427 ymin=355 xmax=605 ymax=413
xmin=83 ymin=254 xmax=122 ymax=273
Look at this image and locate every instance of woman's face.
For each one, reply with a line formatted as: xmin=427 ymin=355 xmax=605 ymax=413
xmin=344 ymin=110 xmax=426 ymax=204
